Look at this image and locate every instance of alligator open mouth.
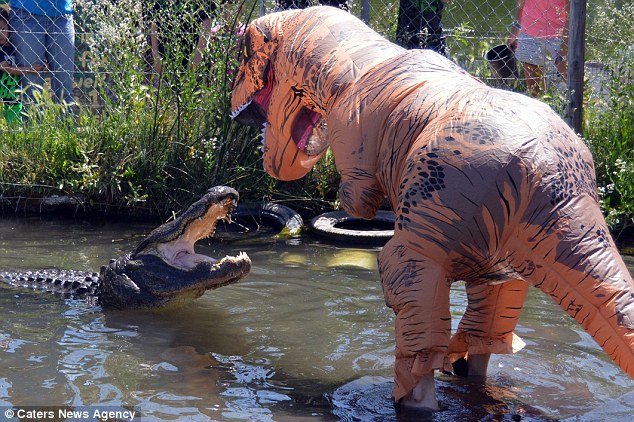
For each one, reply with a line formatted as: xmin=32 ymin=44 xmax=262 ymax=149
xmin=155 ymin=198 xmax=238 ymax=269
xmin=1 ymin=186 xmax=252 ymax=309
xmin=99 ymin=186 xmax=252 ymax=308
xmin=130 ymin=186 xmax=251 ymax=283
xmin=93 ymin=185 xmax=253 ymax=309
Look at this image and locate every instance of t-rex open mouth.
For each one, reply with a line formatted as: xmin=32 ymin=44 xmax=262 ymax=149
xmin=231 ymin=66 xmax=327 ymax=157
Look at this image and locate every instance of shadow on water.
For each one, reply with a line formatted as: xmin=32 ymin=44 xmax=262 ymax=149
xmin=0 ymin=217 xmax=633 ymax=421
xmin=329 ymin=375 xmax=560 ymax=422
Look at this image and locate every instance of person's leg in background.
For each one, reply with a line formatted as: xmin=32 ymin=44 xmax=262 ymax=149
xmin=547 ymin=37 xmax=567 ymax=85
xmin=47 ymin=13 xmax=75 ymax=105
xmin=275 ymin=0 xmax=311 ymax=9
xmin=396 ymin=0 xmax=447 ymax=56
xmin=10 ymin=8 xmax=46 ymax=104
xmin=320 ymin=0 xmax=348 ymax=10
xmin=421 ymin=1 xmax=447 ymax=56
xmin=396 ymin=0 xmax=423 ymax=49
xmin=526 ymin=38 xmax=568 ymax=96
xmin=515 ymin=32 xmax=549 ymax=96
xmin=522 ymin=62 xmax=545 ymax=96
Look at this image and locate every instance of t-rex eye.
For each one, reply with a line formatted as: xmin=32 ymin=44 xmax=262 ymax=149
xmin=254 ymin=24 xmax=271 ymax=42
xmin=241 ymin=32 xmax=253 ymax=59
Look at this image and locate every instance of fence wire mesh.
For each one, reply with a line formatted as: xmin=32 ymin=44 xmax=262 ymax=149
xmin=0 ymin=0 xmax=632 ymax=126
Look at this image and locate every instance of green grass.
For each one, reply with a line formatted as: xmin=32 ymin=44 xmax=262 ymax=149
xmin=0 ymin=1 xmax=337 ymax=218
xmin=584 ymin=57 xmax=634 ymax=229
xmin=582 ymin=1 xmax=634 ymax=229
xmin=0 ymin=0 xmax=631 ymax=226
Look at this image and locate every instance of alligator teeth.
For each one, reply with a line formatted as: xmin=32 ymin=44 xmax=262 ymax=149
xmin=216 ymin=251 xmax=250 ymax=265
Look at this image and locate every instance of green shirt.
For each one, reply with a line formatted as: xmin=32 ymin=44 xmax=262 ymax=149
xmin=0 ymin=43 xmax=20 ymax=102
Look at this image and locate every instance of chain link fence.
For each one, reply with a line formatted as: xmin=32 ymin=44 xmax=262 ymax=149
xmin=0 ymin=0 xmax=631 ymax=220
xmin=0 ymin=0 xmax=632 ymax=126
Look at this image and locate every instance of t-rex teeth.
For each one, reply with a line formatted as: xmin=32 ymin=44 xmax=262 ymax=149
xmin=261 ymin=122 xmax=268 ymax=145
xmin=230 ymin=101 xmax=252 ymax=119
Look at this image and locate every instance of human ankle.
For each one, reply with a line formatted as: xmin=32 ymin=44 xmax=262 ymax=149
xmin=400 ymin=371 xmax=438 ymax=410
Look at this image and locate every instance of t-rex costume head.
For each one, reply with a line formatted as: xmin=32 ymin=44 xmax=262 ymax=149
xmin=231 ymin=6 xmax=402 ymax=183
xmin=232 ymin=6 xmax=634 ymax=403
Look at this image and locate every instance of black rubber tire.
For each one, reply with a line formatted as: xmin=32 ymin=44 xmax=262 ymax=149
xmin=310 ymin=210 xmax=395 ymax=244
xmin=233 ymin=203 xmax=304 ymax=236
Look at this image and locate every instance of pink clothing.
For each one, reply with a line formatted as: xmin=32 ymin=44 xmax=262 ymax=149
xmin=210 ymin=23 xmax=245 ymax=77
xmin=521 ymin=0 xmax=567 ymax=39
xmin=210 ymin=24 xmax=245 ymax=38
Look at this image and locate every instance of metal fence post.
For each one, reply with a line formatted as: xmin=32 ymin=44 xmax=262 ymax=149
xmin=566 ymin=0 xmax=587 ymax=135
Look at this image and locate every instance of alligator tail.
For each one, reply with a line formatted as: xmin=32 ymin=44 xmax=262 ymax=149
xmin=0 ymin=269 xmax=100 ymax=298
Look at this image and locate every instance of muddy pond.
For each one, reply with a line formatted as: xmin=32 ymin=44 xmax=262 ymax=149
xmin=0 ymin=216 xmax=632 ymax=421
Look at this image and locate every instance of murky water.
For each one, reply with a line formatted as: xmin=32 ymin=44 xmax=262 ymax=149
xmin=0 ymin=217 xmax=632 ymax=421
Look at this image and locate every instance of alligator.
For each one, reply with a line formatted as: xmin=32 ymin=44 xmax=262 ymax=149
xmin=0 ymin=186 xmax=251 ymax=309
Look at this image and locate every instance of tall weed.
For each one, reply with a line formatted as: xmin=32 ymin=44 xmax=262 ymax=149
xmin=584 ymin=1 xmax=634 ymax=229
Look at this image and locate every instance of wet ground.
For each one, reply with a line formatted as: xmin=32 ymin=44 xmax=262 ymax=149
xmin=0 ymin=217 xmax=632 ymax=421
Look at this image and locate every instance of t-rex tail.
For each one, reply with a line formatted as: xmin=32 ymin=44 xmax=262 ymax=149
xmin=514 ymin=190 xmax=634 ymax=378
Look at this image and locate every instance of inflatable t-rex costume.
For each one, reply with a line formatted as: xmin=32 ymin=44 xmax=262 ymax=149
xmin=231 ymin=6 xmax=634 ymax=403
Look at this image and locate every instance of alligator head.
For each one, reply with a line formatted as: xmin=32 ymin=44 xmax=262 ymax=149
xmin=98 ymin=186 xmax=251 ymax=309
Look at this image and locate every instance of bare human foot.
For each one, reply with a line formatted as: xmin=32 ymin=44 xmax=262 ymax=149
xmin=398 ymin=370 xmax=438 ymax=411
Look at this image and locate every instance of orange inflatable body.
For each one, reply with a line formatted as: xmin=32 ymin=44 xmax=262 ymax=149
xmin=231 ymin=6 xmax=634 ymax=402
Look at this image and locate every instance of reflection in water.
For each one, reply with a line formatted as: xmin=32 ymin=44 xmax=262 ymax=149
xmin=0 ymin=217 xmax=632 ymax=420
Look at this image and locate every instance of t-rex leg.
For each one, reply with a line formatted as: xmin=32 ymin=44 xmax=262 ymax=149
xmin=447 ymin=279 xmax=530 ymax=374
xmin=378 ymin=238 xmax=454 ymax=402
